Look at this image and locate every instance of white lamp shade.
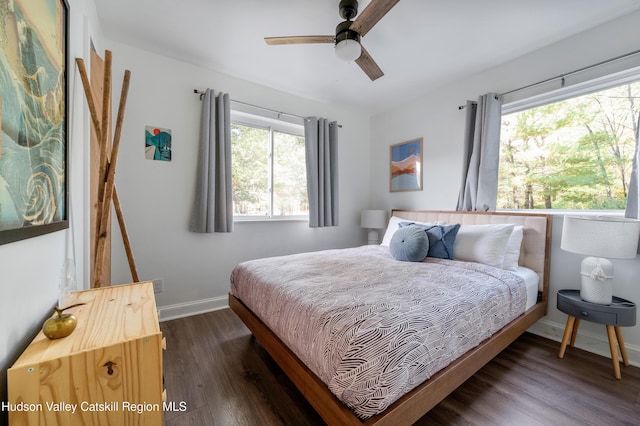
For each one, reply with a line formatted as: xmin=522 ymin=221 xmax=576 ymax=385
xmin=335 ymin=38 xmax=361 ymax=62
xmin=361 ymin=210 xmax=387 ymax=229
xmin=560 ymin=215 xmax=640 ymax=259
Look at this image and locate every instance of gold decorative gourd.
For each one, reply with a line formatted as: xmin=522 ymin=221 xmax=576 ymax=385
xmin=42 ymin=303 xmax=86 ymax=340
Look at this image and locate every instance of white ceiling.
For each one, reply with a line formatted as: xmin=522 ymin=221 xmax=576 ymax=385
xmin=94 ymin=0 xmax=640 ymax=115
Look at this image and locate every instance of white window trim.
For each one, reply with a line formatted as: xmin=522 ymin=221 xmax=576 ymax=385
xmin=231 ymin=110 xmax=304 ymax=135
xmin=498 ymin=208 xmax=626 ymax=218
xmin=503 ymin=65 xmax=640 ymax=115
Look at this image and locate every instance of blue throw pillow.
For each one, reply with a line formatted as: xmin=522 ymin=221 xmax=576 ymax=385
xmin=389 ymin=225 xmax=430 ymax=262
xmin=399 ymin=222 xmax=460 ymax=260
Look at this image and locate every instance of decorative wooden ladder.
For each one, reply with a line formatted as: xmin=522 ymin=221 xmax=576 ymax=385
xmin=76 ymin=50 xmax=139 ymax=288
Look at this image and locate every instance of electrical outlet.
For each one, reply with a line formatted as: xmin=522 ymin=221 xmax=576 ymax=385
xmin=152 ymin=278 xmax=163 ymax=293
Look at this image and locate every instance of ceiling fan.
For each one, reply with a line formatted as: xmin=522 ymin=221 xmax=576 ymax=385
xmin=264 ymin=0 xmax=400 ymax=81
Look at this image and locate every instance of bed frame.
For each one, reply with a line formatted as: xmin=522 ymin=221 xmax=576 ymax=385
xmin=229 ymin=210 xmax=552 ymax=425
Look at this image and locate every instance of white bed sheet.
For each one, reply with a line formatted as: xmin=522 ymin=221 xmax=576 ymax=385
xmin=513 ymin=266 xmax=540 ymax=310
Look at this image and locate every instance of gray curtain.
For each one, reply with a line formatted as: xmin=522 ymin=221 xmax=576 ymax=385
xmin=305 ymin=117 xmax=339 ymax=227
xmin=189 ymin=89 xmax=233 ymax=233
xmin=625 ymin=112 xmax=640 ymax=219
xmin=456 ymin=93 xmax=503 ymax=211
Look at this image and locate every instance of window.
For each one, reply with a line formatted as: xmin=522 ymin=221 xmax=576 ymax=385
xmin=231 ymin=111 xmax=308 ymax=219
xmin=498 ymin=76 xmax=640 ymax=210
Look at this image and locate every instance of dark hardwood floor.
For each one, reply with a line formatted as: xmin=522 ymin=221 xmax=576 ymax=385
xmin=161 ymin=308 xmax=640 ymax=425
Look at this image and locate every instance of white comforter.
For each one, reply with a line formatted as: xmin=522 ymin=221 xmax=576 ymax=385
xmin=230 ymin=245 xmax=526 ymax=419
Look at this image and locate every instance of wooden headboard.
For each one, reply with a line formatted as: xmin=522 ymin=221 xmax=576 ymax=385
xmin=392 ymin=210 xmax=552 ymax=304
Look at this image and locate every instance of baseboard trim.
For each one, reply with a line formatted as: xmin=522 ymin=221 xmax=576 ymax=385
xmin=528 ymin=318 xmax=640 ymax=368
xmin=158 ymin=296 xmax=228 ymax=322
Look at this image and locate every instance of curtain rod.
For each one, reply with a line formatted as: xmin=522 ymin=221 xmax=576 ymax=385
xmin=193 ymin=89 xmax=342 ymax=127
xmin=458 ymin=48 xmax=640 ymax=109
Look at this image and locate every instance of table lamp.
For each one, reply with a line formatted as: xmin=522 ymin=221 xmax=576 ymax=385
xmin=560 ymin=215 xmax=640 ymax=304
xmin=361 ymin=210 xmax=387 ymax=245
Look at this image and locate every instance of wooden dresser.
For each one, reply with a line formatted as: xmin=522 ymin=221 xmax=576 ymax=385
xmin=7 ymin=282 xmax=164 ymax=425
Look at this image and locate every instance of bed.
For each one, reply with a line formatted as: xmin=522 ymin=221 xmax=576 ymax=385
xmin=229 ymin=210 xmax=551 ymax=425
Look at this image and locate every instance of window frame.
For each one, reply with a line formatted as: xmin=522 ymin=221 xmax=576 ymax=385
xmin=230 ymin=109 xmax=308 ymax=222
xmin=498 ymin=65 xmax=640 ymax=213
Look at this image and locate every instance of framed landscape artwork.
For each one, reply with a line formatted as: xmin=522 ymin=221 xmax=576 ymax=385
xmin=390 ymin=138 xmax=423 ymax=192
xmin=0 ymin=0 xmax=69 ymax=245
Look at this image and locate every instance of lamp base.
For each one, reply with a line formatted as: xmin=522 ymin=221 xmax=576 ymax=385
xmin=367 ymin=229 xmax=380 ymax=245
xmin=580 ymin=257 xmax=613 ymax=305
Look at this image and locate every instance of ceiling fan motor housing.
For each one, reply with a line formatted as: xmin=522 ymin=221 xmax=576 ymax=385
xmin=335 ymin=20 xmax=360 ymax=45
xmin=339 ymin=0 xmax=358 ymax=20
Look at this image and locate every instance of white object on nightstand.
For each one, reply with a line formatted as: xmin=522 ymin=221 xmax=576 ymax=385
xmin=560 ymin=215 xmax=640 ymax=304
xmin=361 ymin=210 xmax=387 ymax=245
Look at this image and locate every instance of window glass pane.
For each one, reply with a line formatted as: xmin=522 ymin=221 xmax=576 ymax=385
xmin=273 ymin=131 xmax=308 ymax=216
xmin=231 ymin=123 xmax=269 ymax=216
xmin=498 ymin=80 xmax=640 ymax=210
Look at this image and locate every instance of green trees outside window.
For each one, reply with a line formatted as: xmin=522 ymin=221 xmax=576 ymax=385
xmin=231 ymin=122 xmax=308 ymax=218
xmin=498 ymin=81 xmax=640 ymax=210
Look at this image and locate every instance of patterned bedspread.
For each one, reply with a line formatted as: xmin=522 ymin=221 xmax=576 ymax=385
xmin=230 ymin=245 xmax=526 ymax=419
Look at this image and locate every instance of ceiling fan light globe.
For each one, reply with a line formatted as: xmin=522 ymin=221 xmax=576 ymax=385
xmin=335 ymin=39 xmax=361 ymax=62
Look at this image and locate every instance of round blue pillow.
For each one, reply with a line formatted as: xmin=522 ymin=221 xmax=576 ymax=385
xmin=389 ymin=225 xmax=430 ymax=262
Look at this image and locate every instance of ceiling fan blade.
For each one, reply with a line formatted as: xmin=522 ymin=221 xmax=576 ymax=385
xmin=265 ymin=35 xmax=334 ymax=45
xmin=355 ymin=46 xmax=384 ymax=81
xmin=350 ymin=0 xmax=400 ymax=37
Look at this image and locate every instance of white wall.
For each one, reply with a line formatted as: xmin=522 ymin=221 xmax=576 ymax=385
xmin=0 ymin=0 xmax=102 ymax=417
xmin=369 ymin=10 xmax=640 ymax=366
xmin=2 ymin=3 xmax=637 ymax=421
xmin=105 ymin=41 xmax=371 ymax=320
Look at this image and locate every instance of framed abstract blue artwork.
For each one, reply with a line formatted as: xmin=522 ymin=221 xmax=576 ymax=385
xmin=0 ymin=0 xmax=69 ymax=245
xmin=390 ymin=138 xmax=423 ymax=192
xmin=145 ymin=125 xmax=172 ymax=161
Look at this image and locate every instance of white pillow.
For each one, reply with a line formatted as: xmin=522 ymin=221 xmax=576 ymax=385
xmin=380 ymin=216 xmax=438 ymax=246
xmin=454 ymin=224 xmax=515 ymax=268
xmin=380 ymin=216 xmax=404 ymax=246
xmin=503 ymin=226 xmax=524 ymax=271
